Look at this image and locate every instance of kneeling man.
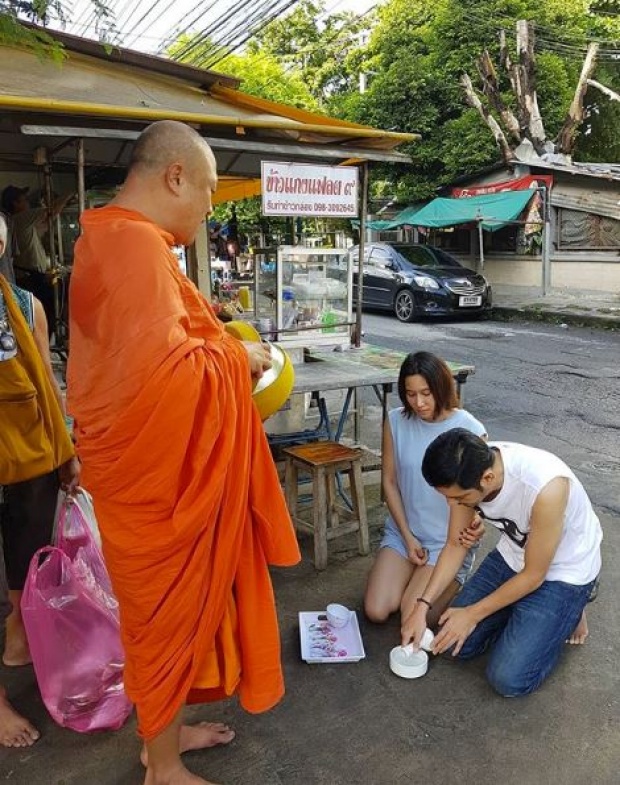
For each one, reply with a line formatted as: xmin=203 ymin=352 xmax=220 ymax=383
xmin=402 ymin=428 xmax=602 ymax=697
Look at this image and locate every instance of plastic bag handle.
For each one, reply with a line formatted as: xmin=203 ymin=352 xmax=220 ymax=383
xmin=55 ymin=493 xmax=96 ymax=552
xmin=23 ymin=546 xmax=66 ymax=595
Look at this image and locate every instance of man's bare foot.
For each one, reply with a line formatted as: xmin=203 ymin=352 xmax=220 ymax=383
xmin=567 ymin=610 xmax=589 ymax=644
xmin=0 ymin=689 xmax=40 ymax=748
xmin=141 ymin=723 xmax=235 ymax=767
xmin=143 ymin=761 xmax=218 ymax=785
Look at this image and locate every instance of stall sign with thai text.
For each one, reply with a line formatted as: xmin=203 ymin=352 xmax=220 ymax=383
xmin=261 ymin=162 xmax=359 ymax=218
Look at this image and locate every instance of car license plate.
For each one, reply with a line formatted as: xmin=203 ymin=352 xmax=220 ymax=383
xmin=459 ymin=295 xmax=482 ymax=307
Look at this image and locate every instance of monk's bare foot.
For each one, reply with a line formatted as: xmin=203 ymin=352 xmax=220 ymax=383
xmin=143 ymin=762 xmax=218 ymax=785
xmin=141 ymin=723 xmax=235 ymax=767
xmin=0 ymin=689 xmax=40 ymax=748
xmin=567 ymin=610 xmax=589 ymax=645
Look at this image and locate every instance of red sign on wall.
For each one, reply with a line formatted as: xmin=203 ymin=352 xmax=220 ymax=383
xmin=450 ymin=174 xmax=553 ymax=198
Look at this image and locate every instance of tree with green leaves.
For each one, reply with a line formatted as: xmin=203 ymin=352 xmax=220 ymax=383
xmin=169 ymin=35 xmax=318 ymax=110
xmin=0 ymin=1 xmax=113 ymax=56
xmin=345 ymin=0 xmax=620 ymax=201
xmin=251 ymin=0 xmax=371 ymax=106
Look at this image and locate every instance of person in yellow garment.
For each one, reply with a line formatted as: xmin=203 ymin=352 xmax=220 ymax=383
xmin=67 ymin=121 xmax=300 ymax=785
xmin=0 ymin=214 xmax=79 ymax=747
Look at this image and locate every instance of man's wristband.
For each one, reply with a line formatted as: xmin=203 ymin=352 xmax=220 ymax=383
xmin=417 ymin=597 xmax=432 ymax=610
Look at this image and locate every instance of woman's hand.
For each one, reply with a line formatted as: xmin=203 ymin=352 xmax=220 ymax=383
xmin=243 ymin=341 xmax=272 ymax=380
xmin=405 ymin=533 xmax=429 ymax=566
xmin=58 ymin=457 xmax=81 ymax=496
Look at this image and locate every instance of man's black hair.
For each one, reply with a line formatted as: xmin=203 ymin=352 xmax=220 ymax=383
xmin=422 ymin=428 xmax=494 ymax=489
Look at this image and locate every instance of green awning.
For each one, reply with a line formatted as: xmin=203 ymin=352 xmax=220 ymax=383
xmin=350 ymin=219 xmax=396 ymax=231
xmin=385 ymin=190 xmax=535 ymax=232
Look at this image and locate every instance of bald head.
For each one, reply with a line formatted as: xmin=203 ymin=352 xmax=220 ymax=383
xmin=117 ymin=121 xmax=218 ymax=246
xmin=129 ymin=120 xmax=216 ymax=175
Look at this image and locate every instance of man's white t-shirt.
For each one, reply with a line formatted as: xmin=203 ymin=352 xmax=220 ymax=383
xmin=477 ymin=442 xmax=602 ymax=585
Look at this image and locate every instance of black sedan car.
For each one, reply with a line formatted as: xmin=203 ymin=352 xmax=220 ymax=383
xmin=348 ymin=243 xmax=492 ymax=322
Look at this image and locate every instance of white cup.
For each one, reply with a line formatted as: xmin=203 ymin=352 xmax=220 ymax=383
xmin=401 ymin=628 xmax=435 ymax=655
xmin=326 ymin=603 xmax=350 ymax=628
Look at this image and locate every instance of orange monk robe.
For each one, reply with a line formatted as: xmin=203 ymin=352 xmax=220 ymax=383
xmin=67 ymin=206 xmax=301 ymax=741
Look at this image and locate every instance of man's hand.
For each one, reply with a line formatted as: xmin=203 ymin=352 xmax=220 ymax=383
xmin=459 ymin=514 xmax=485 ymax=549
xmin=243 ymin=341 xmax=272 ymax=380
xmin=401 ymin=601 xmax=429 ymax=649
xmin=58 ymin=457 xmax=80 ymax=495
xmin=405 ymin=533 xmax=429 ymax=566
xmin=432 ymin=606 xmax=479 ymax=656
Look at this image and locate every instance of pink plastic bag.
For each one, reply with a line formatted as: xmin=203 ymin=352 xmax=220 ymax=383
xmin=21 ymin=499 xmax=132 ymax=733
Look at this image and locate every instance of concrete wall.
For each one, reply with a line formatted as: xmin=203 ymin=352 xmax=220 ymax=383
xmin=551 ymin=260 xmax=620 ymax=291
xmin=482 ymin=256 xmax=543 ymax=287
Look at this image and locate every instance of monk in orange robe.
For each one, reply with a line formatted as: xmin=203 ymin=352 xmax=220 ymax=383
xmin=67 ymin=121 xmax=301 ymax=785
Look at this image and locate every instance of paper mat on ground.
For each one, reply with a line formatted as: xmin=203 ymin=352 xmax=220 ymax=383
xmin=299 ymin=611 xmax=366 ymax=663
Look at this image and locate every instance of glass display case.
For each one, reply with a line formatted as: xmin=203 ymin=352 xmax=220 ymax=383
xmin=211 ymin=245 xmax=353 ymax=348
xmin=274 ymin=246 xmax=352 ymax=347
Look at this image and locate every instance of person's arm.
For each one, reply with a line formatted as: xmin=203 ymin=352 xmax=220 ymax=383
xmin=32 ymin=297 xmax=80 ymax=492
xmin=382 ymin=418 xmax=428 ymax=566
xmin=401 ymin=502 xmax=475 ymax=646
xmin=32 ymin=297 xmax=64 ymax=414
xmin=432 ymin=477 xmax=569 ymax=655
xmin=49 ymin=192 xmax=74 ymax=220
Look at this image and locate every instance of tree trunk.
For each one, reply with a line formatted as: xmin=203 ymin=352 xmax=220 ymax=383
xmin=461 ymin=73 xmax=516 ymax=164
xmin=478 ymin=49 xmax=522 ymax=142
xmin=556 ymin=43 xmax=600 ymax=154
xmin=517 ymin=20 xmax=546 ymax=153
xmin=500 ymin=29 xmax=529 ymax=136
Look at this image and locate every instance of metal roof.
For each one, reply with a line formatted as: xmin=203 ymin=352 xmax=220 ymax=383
xmin=22 ymin=22 xmax=241 ymax=90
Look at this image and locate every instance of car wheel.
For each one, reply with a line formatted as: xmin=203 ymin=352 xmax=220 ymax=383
xmin=394 ymin=288 xmax=417 ymax=322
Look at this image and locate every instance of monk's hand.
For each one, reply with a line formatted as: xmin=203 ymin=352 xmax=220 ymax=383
xmin=432 ymin=606 xmax=479 ymax=656
xmin=243 ymin=341 xmax=272 ymax=380
xmin=405 ymin=533 xmax=429 ymax=566
xmin=58 ymin=456 xmax=81 ymax=496
xmin=459 ymin=514 xmax=485 ymax=549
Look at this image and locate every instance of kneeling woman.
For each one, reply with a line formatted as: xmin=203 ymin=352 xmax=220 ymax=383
xmin=364 ymin=351 xmax=486 ymax=627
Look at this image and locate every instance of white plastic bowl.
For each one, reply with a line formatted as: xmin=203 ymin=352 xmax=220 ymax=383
xmin=389 ymin=646 xmax=429 ymax=679
xmin=326 ymin=603 xmax=350 ymax=628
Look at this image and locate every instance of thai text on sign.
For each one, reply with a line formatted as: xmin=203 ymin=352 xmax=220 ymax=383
xmin=261 ymin=162 xmax=359 ymax=218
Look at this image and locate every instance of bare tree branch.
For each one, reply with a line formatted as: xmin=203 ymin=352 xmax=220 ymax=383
xmin=517 ymin=20 xmax=546 ymax=152
xmin=478 ymin=48 xmax=521 ymax=142
xmin=461 ymin=72 xmax=516 ymax=164
xmin=556 ymin=42 xmax=600 ymax=154
xmin=587 ymin=78 xmax=620 ymax=103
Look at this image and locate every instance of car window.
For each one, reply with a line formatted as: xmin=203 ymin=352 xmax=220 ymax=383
xmin=394 ymin=245 xmax=463 ymax=269
xmin=369 ymin=248 xmax=393 ymax=269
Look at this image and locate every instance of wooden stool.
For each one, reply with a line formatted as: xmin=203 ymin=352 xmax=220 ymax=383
xmin=283 ymin=441 xmax=370 ymax=570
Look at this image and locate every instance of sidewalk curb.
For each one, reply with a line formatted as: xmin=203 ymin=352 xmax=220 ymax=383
xmin=491 ymin=305 xmax=620 ymax=330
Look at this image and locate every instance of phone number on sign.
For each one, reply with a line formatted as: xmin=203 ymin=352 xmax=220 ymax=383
xmin=313 ymin=203 xmax=356 ymax=213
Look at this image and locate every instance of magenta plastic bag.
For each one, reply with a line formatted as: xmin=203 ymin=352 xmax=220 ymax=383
xmin=21 ymin=500 xmax=133 ymax=733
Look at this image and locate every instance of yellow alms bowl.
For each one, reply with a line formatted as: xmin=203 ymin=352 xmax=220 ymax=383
xmin=224 ymin=321 xmax=295 ymax=421
xmin=224 ymin=320 xmax=261 ymax=343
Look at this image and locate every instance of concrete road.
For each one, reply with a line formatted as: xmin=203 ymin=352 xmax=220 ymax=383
xmin=1 ymin=314 xmax=619 ymax=785
xmin=361 ymin=312 xmax=620 ymax=517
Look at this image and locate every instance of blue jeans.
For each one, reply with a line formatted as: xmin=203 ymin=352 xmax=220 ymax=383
xmin=452 ymin=549 xmax=596 ymax=697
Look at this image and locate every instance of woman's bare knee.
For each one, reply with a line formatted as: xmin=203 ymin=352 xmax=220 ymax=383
xmin=364 ymin=596 xmax=393 ymax=623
